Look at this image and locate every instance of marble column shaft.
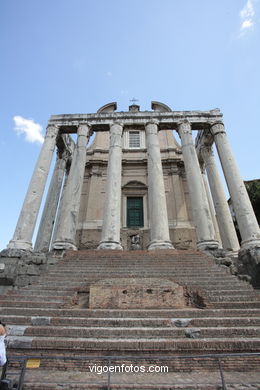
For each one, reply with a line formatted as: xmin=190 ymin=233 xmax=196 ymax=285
xmin=211 ymin=122 xmax=260 ymax=249
xmin=8 ymin=125 xmax=59 ymax=250
xmin=201 ymin=166 xmax=222 ymax=245
xmin=201 ymin=145 xmax=240 ymax=252
xmin=178 ymin=121 xmax=219 ymax=250
xmin=98 ymin=122 xmax=123 ymax=250
xmin=34 ymin=152 xmax=67 ymax=252
xmin=146 ymin=121 xmax=173 ymax=249
xmin=53 ymin=125 xmax=89 ymax=250
xmin=50 ymin=168 xmax=69 ymax=249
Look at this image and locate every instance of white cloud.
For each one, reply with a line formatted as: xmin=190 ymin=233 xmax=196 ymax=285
xmin=13 ymin=116 xmax=44 ymax=144
xmin=240 ymin=0 xmax=256 ymax=34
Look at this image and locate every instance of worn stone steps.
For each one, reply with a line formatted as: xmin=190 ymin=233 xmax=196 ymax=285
xmin=2 ymin=307 xmax=260 ymax=318
xmin=2 ymin=249 xmax=260 ymax=389
xmin=0 ymin=300 xmax=64 ymax=308
xmin=18 ymin=368 xmax=260 ymax=390
xmin=6 ymin=336 xmax=260 ymax=353
xmin=2 ymin=315 xmax=260 ymax=327
xmin=0 ymin=294 xmax=69 ymax=302
xmin=10 ymin=325 xmax=260 ymax=339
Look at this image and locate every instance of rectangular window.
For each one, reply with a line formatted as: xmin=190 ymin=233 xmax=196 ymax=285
xmin=129 ymin=131 xmax=140 ymax=148
xmin=127 ymin=197 xmax=144 ymax=227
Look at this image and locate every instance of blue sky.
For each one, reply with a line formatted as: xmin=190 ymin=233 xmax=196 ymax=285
xmin=0 ymin=0 xmax=259 ymax=250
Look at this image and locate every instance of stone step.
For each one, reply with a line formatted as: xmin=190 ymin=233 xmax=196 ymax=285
xmin=11 ymin=325 xmax=260 ymax=339
xmin=0 ymin=301 xmax=64 ymax=308
xmin=37 ymin=273 xmax=237 ymax=281
xmin=207 ymin=295 xmax=260 ymax=302
xmin=6 ymin=336 xmax=260 ymax=353
xmin=207 ymin=301 xmax=260 ymax=309
xmin=0 ymin=295 xmax=69 ymax=302
xmin=18 ymin=368 xmax=260 ymax=390
xmin=1 ymin=313 xmax=260 ymax=328
xmin=2 ymin=315 xmax=260 ymax=328
xmin=25 ymin=283 xmax=249 ymax=292
xmin=8 ymin=289 xmax=73 ymax=296
xmin=208 ymin=290 xmax=256 ymax=296
xmin=1 ymin=307 xmax=260 ymax=318
xmin=30 ymin=279 xmax=246 ymax=287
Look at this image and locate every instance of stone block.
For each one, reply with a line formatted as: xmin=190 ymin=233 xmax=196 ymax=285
xmin=237 ymin=247 xmax=260 ymax=288
xmin=31 ymin=316 xmax=51 ymax=326
xmin=89 ymin=277 xmax=188 ymax=309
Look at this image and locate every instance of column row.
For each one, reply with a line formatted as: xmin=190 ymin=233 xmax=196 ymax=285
xmin=98 ymin=120 xmax=173 ymax=250
xmin=8 ymin=119 xmax=260 ymax=253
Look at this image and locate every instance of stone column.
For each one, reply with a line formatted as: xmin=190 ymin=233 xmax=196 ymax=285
xmin=50 ymin=167 xmax=69 ymax=249
xmin=211 ymin=122 xmax=260 ymax=249
xmin=178 ymin=120 xmax=219 ymax=250
xmin=201 ymin=145 xmax=240 ymax=252
xmin=146 ymin=121 xmax=174 ymax=250
xmin=201 ymin=165 xmax=222 ymax=246
xmin=34 ymin=151 xmax=67 ymax=252
xmin=98 ymin=122 xmax=123 ymax=250
xmin=53 ymin=124 xmax=90 ymax=250
xmin=8 ymin=125 xmax=59 ymax=250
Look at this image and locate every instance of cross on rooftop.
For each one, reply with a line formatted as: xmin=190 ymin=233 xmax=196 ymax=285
xmin=130 ymin=98 xmax=139 ymax=104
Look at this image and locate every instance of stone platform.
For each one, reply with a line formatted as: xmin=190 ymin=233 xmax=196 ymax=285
xmin=0 ymin=249 xmax=260 ymax=388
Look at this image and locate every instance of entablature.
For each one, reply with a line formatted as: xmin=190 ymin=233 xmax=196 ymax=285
xmin=48 ymin=109 xmax=223 ymax=134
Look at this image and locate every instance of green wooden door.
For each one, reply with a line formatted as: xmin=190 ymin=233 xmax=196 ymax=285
xmin=127 ymin=197 xmax=144 ymax=227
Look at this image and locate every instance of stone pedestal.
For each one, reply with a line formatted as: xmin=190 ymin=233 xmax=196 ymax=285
xmin=8 ymin=125 xmax=59 ymax=251
xmin=178 ymin=121 xmax=219 ymax=251
xmin=211 ymin=122 xmax=260 ymax=250
xmin=146 ymin=121 xmax=173 ymax=250
xmin=89 ymin=278 xmax=187 ymax=309
xmin=201 ymin=145 xmax=240 ymax=252
xmin=53 ymin=125 xmax=89 ymax=250
xmin=98 ymin=122 xmax=123 ymax=250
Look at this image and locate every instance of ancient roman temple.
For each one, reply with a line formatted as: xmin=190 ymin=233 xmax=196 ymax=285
xmin=7 ymin=101 xmax=260 ymax=254
xmin=1 ymin=102 xmax=260 ymax=389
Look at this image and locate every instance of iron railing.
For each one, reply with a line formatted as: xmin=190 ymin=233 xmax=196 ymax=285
xmin=1 ymin=352 xmax=260 ymax=390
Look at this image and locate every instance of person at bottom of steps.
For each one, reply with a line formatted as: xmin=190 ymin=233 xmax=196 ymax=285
xmin=0 ymin=321 xmax=7 ymax=379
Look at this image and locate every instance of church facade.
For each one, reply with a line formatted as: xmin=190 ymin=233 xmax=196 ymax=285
xmin=7 ymin=102 xmax=260 ymax=254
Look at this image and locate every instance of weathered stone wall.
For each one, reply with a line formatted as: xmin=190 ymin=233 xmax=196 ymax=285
xmin=76 ymin=129 xmax=197 ymax=250
xmin=0 ymin=250 xmax=59 ymax=294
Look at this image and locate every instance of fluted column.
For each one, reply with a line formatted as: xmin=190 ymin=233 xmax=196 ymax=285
xmin=211 ymin=122 xmax=260 ymax=250
xmin=53 ymin=124 xmax=90 ymax=250
xmin=8 ymin=125 xmax=59 ymax=250
xmin=178 ymin=120 xmax=219 ymax=250
xmin=98 ymin=122 xmax=123 ymax=250
xmin=201 ymin=165 xmax=222 ymax=246
xmin=34 ymin=151 xmax=67 ymax=252
xmin=201 ymin=145 xmax=240 ymax=252
xmin=145 ymin=121 xmax=174 ymax=250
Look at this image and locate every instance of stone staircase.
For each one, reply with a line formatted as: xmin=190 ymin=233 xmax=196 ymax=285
xmin=0 ymin=249 xmax=260 ymax=389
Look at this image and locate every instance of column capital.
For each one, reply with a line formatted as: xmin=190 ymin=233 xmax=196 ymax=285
xmin=145 ymin=119 xmax=159 ymax=127
xmin=77 ymin=123 xmax=90 ymax=137
xmin=46 ymin=124 xmax=59 ymax=138
xmin=210 ymin=121 xmax=226 ymax=136
xmin=200 ymin=144 xmax=214 ymax=158
xmin=177 ymin=120 xmax=192 ymax=136
xmin=110 ymin=121 xmax=123 ymax=135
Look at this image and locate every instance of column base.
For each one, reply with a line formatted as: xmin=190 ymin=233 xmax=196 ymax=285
xmin=240 ymin=238 xmax=260 ymax=250
xmin=197 ymin=240 xmax=219 ymax=251
xmin=52 ymin=241 xmax=77 ymax=251
xmin=7 ymin=240 xmax=33 ymax=251
xmin=148 ymin=240 xmax=174 ymax=250
xmin=97 ymin=241 xmax=123 ymax=250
